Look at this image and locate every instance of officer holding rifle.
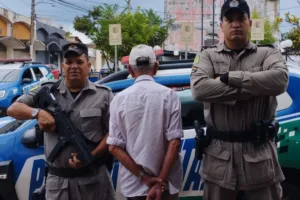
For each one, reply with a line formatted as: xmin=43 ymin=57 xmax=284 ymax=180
xmin=7 ymin=42 xmax=115 ymax=200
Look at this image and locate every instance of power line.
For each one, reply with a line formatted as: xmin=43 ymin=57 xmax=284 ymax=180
xmin=0 ymin=0 xmax=13 ymax=11
xmin=49 ymin=0 xmax=89 ymax=12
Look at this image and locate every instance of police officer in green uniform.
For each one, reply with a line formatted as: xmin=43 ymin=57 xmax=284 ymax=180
xmin=7 ymin=42 xmax=116 ymax=200
xmin=191 ymin=0 xmax=288 ymax=200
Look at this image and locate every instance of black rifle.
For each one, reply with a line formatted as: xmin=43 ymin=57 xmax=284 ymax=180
xmin=37 ymin=86 xmax=94 ymax=165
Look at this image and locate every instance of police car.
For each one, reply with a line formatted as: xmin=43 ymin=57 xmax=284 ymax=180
xmin=0 ymin=58 xmax=54 ymax=117
xmin=0 ymin=62 xmax=300 ymax=200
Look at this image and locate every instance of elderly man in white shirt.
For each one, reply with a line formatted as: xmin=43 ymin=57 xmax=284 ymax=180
xmin=107 ymin=44 xmax=183 ymax=200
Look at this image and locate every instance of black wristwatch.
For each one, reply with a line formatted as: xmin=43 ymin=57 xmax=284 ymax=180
xmin=220 ymin=72 xmax=229 ymax=84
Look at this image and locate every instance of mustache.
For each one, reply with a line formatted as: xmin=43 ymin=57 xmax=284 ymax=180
xmin=231 ymin=29 xmax=243 ymax=32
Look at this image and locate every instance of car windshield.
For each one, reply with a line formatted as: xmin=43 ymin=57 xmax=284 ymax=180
xmin=0 ymin=69 xmax=20 ymax=82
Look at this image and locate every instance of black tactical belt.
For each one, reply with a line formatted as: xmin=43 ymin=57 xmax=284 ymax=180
xmin=206 ymin=127 xmax=276 ymax=143
xmin=47 ymin=159 xmax=105 ymax=178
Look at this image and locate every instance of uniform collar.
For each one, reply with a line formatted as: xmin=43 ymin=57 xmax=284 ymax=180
xmin=58 ymin=79 xmax=96 ymax=94
xmin=134 ymin=75 xmax=154 ymax=83
xmin=215 ymin=41 xmax=256 ymax=52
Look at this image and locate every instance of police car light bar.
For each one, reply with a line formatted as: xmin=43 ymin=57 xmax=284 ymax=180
xmin=121 ymin=49 xmax=164 ymax=65
xmin=0 ymin=58 xmax=32 ymax=63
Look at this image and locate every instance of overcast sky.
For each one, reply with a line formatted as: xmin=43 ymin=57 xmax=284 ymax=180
xmin=0 ymin=0 xmax=299 ymax=43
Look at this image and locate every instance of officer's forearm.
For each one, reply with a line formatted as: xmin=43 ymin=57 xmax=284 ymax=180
xmin=228 ymin=68 xmax=288 ymax=96
xmin=158 ymin=139 xmax=180 ymax=181
xmin=92 ymin=133 xmax=109 ymax=157
xmin=108 ymin=145 xmax=141 ymax=177
xmin=7 ymin=102 xmax=35 ymax=120
xmin=191 ymin=78 xmax=252 ymax=103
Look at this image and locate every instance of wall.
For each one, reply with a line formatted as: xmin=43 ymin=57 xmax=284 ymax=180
xmin=164 ymin=0 xmax=280 ymax=51
xmin=0 ymin=18 xmax=7 ymax=36
xmin=13 ymin=22 xmax=30 ymax=40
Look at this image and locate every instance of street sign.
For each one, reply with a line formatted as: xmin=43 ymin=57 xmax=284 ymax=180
xmin=180 ymin=22 xmax=194 ymax=43
xmin=251 ymin=19 xmax=265 ymax=41
xmin=109 ymin=24 xmax=122 ymax=45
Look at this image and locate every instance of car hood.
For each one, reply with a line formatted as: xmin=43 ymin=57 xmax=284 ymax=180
xmin=0 ymin=82 xmax=17 ymax=90
xmin=0 ymin=116 xmax=15 ymax=128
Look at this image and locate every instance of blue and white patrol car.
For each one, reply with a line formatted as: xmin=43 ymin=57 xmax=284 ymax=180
xmin=0 ymin=62 xmax=300 ymax=200
xmin=0 ymin=59 xmax=54 ymax=117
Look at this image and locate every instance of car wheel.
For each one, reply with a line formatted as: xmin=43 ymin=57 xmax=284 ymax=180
xmin=282 ymin=181 xmax=300 ymax=200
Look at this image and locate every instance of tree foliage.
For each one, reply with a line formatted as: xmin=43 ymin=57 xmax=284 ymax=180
xmin=284 ymin=12 xmax=300 ymax=47
xmin=73 ymin=4 xmax=174 ymax=59
xmin=250 ymin=9 xmax=281 ymax=45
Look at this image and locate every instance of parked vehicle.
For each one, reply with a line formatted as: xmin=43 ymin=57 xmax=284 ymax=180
xmin=45 ymin=64 xmax=60 ymax=79
xmin=0 ymin=59 xmax=54 ymax=117
xmin=0 ymin=62 xmax=299 ymax=200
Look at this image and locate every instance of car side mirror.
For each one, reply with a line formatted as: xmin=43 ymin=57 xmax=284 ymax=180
xmin=22 ymin=78 xmax=32 ymax=84
xmin=21 ymin=125 xmax=44 ymax=148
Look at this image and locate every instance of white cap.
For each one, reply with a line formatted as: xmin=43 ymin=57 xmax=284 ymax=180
xmin=129 ymin=44 xmax=156 ymax=66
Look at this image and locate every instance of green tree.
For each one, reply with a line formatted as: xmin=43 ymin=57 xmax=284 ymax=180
xmin=250 ymin=9 xmax=281 ymax=45
xmin=65 ymin=31 xmax=71 ymax=38
xmin=74 ymin=4 xmax=174 ymax=59
xmin=285 ymin=12 xmax=300 ymax=47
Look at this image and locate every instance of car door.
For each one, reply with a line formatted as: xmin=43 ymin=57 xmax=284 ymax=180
xmin=20 ymin=68 xmax=35 ymax=94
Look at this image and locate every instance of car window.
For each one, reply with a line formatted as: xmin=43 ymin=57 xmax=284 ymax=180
xmin=0 ymin=69 xmax=20 ymax=82
xmin=174 ymin=87 xmax=205 ymax=130
xmin=0 ymin=120 xmax=24 ymax=135
xmin=22 ymin=69 xmax=33 ymax=81
xmin=39 ymin=67 xmax=49 ymax=77
xmin=32 ymin=67 xmax=43 ymax=81
xmin=276 ymin=92 xmax=293 ymax=111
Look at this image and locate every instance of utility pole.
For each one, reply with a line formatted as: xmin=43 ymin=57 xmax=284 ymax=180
xmin=125 ymin=0 xmax=131 ymax=13
xmin=212 ymin=0 xmax=215 ymax=45
xmin=201 ymin=0 xmax=203 ymax=48
xmin=30 ymin=0 xmax=35 ymax=61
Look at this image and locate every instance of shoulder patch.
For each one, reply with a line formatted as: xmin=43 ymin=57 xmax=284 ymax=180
xmin=191 ymin=66 xmax=198 ymax=73
xmin=193 ymin=55 xmax=200 ymax=65
xmin=201 ymin=45 xmax=217 ymax=52
xmin=257 ymin=44 xmax=275 ymax=48
xmin=95 ymin=84 xmax=112 ymax=91
xmin=41 ymin=79 xmax=57 ymax=86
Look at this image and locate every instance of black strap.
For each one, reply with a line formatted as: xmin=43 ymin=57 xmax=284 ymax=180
xmin=50 ymin=79 xmax=62 ymax=93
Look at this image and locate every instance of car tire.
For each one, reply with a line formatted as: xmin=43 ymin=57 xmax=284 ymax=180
xmin=282 ymin=181 xmax=300 ymax=200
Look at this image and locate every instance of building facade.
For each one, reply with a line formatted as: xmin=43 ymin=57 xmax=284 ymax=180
xmin=164 ymin=0 xmax=280 ymax=52
xmin=0 ymin=7 xmax=68 ymax=68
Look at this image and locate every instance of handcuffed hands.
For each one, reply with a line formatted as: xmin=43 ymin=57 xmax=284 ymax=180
xmin=141 ymin=174 xmax=164 ymax=188
xmin=146 ymin=182 xmax=165 ymax=200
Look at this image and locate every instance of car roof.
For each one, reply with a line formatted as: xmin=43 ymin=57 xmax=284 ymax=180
xmin=103 ymin=74 xmax=190 ymax=92
xmin=0 ymin=63 xmax=24 ymax=70
xmin=0 ymin=62 xmax=47 ymax=70
xmin=97 ymin=61 xmax=193 ymax=84
xmin=287 ymin=62 xmax=300 ymax=75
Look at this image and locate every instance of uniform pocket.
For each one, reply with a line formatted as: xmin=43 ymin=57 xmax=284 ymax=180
xmin=243 ymin=149 xmax=275 ymax=185
xmin=214 ymin=60 xmax=230 ymax=76
xmin=80 ymin=109 xmax=102 ymax=132
xmin=45 ymin=175 xmax=68 ymax=200
xmin=202 ymin=146 xmax=231 ymax=180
